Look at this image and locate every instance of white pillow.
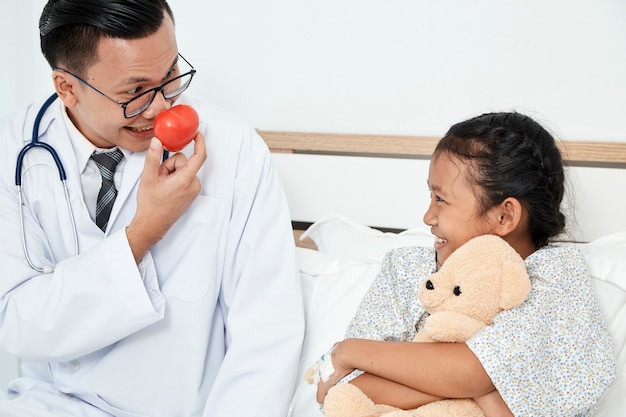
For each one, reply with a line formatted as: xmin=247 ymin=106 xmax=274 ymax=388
xmin=290 ymin=247 xmax=381 ymax=417
xmin=300 ymin=213 xmax=433 ymax=262
xmin=577 ymin=232 xmax=626 ymax=417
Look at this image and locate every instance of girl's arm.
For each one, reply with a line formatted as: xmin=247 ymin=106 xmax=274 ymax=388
xmin=351 ymin=377 xmax=514 ymax=417
xmin=350 ymin=374 xmax=442 ymax=408
xmin=315 ymin=350 xmax=443 ymax=407
xmin=317 ymin=339 xmax=514 ymax=417
xmin=317 ymin=338 xmax=494 ymax=404
xmin=474 ymin=390 xmax=514 ymax=417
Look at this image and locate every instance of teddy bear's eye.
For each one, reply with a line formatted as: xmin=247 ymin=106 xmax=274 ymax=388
xmin=453 ymin=286 xmax=462 ymax=296
xmin=425 ymin=280 xmax=434 ymax=290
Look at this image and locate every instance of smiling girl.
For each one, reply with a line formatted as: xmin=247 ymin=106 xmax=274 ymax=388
xmin=315 ymin=112 xmax=615 ymax=416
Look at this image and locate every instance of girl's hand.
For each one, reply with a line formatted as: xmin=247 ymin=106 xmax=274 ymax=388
xmin=315 ymin=341 xmax=355 ymax=404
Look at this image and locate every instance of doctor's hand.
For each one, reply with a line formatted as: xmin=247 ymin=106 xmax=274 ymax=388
xmin=126 ymin=133 xmax=206 ymax=263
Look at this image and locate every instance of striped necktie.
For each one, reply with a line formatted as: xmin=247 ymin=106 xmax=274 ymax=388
xmin=91 ymin=148 xmax=124 ymax=232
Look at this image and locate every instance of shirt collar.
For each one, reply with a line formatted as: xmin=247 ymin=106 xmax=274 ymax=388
xmin=60 ymin=102 xmax=130 ymax=172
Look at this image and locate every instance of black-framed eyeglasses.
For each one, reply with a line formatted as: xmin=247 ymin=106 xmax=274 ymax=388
xmin=54 ymin=54 xmax=196 ymax=118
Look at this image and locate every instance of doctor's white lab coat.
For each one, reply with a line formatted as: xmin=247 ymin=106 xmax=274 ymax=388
xmin=0 ymin=94 xmax=305 ymax=417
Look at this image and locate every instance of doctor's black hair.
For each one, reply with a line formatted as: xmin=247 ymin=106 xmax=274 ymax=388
xmin=39 ymin=0 xmax=174 ymax=76
xmin=433 ymin=112 xmax=566 ymax=249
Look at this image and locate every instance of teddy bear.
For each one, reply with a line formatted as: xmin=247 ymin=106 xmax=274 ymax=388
xmin=321 ymin=234 xmax=531 ymax=417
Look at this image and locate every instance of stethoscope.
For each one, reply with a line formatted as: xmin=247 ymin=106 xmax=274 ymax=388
xmin=16 ymin=93 xmax=172 ymax=274
xmin=15 ymin=93 xmax=78 ymax=274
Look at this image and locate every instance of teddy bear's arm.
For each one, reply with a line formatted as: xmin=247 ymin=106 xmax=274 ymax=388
xmin=421 ymin=312 xmax=488 ymax=342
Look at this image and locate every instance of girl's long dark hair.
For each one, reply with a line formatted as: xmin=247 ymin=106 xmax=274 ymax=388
xmin=435 ymin=112 xmax=566 ymax=248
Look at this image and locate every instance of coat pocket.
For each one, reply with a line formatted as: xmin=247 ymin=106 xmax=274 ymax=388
xmin=151 ymin=195 xmax=227 ymax=302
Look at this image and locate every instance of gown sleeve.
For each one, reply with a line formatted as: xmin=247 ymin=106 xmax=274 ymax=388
xmin=467 ymin=245 xmax=616 ymax=417
xmin=340 ymin=246 xmax=435 ymax=383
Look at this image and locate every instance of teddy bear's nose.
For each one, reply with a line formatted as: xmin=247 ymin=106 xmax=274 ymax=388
xmin=425 ymin=280 xmax=434 ymax=290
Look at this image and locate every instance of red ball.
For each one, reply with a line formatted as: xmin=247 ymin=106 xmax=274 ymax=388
xmin=154 ymin=104 xmax=199 ymax=152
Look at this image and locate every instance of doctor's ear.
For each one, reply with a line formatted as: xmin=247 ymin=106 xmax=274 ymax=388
xmin=52 ymin=70 xmax=79 ymax=108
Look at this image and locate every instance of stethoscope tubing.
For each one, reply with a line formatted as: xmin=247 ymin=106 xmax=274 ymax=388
xmin=16 ymin=93 xmax=78 ymax=273
xmin=16 ymin=93 xmax=171 ymax=273
xmin=15 ymin=93 xmax=65 ymax=186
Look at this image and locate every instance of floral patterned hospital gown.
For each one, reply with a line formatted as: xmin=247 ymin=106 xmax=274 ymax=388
xmin=341 ymin=245 xmax=616 ymax=417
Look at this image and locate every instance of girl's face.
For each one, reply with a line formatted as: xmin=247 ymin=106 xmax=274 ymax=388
xmin=423 ymin=152 xmax=501 ymax=267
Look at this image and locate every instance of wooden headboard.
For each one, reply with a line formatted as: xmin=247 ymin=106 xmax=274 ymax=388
xmin=258 ymin=130 xmax=626 ymax=247
xmin=259 ymin=131 xmax=626 ymax=166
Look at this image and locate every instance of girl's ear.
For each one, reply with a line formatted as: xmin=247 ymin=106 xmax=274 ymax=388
xmin=52 ymin=70 xmax=78 ymax=108
xmin=493 ymin=197 xmax=525 ymax=236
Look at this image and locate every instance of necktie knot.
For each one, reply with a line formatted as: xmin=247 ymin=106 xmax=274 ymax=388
xmin=90 ymin=148 xmax=124 ymax=232
xmin=91 ymin=148 xmax=124 ymax=182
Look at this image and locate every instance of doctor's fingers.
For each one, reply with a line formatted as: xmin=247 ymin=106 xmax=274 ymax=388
xmin=159 ymin=132 xmax=206 ymax=176
xmin=142 ymin=138 xmax=166 ymax=182
xmin=180 ymin=131 xmax=207 ymax=174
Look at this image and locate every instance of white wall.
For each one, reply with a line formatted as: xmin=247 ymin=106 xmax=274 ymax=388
xmin=0 ymin=0 xmax=50 ymax=118
xmin=2 ymin=0 xmax=626 ymax=141
xmin=170 ymin=0 xmax=626 ymax=142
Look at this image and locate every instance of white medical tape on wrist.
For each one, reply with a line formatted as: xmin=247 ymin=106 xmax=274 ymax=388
xmin=304 ymin=344 xmax=337 ymax=384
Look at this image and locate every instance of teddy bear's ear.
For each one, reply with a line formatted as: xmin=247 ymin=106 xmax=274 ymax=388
xmin=499 ymin=257 xmax=532 ymax=310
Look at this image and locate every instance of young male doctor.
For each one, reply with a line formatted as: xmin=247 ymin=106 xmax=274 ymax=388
xmin=0 ymin=1 xmax=304 ymax=416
